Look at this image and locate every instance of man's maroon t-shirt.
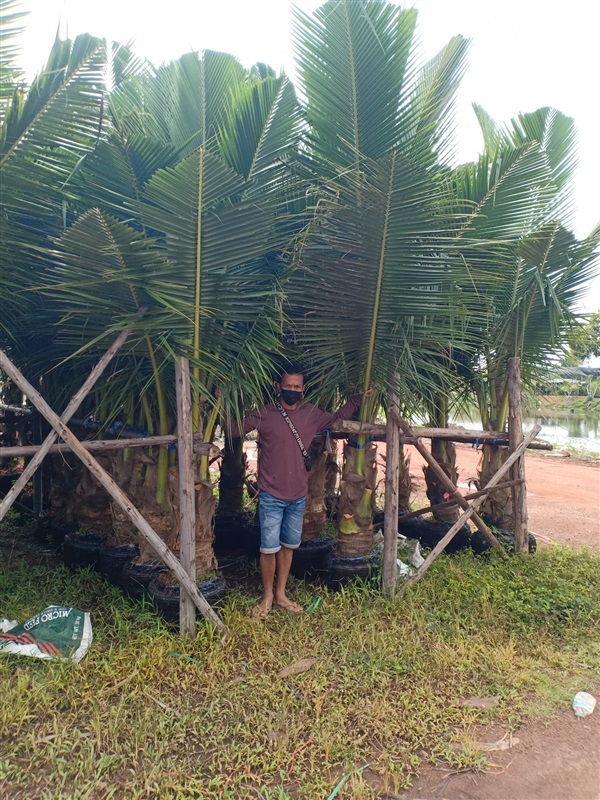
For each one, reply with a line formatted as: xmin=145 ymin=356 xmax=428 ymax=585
xmin=229 ymin=396 xmax=362 ymax=502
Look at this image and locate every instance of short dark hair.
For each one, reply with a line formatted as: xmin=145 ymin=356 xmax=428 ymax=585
xmin=278 ymin=361 xmax=305 ymax=382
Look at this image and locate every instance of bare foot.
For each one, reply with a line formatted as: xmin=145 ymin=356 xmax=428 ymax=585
xmin=251 ymin=595 xmax=273 ymax=619
xmin=273 ymin=596 xmax=303 ymax=614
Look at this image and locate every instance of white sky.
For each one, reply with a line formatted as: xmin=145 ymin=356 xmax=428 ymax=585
xmin=16 ymin=0 xmax=600 ymax=310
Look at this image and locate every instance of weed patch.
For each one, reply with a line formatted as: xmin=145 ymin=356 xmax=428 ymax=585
xmin=1 ymin=524 xmax=599 ymax=799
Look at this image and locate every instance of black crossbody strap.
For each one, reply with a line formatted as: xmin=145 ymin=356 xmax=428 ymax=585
xmin=275 ymin=401 xmax=308 ymax=458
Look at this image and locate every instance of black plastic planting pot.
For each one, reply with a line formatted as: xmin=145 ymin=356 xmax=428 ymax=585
xmin=147 ymin=574 xmax=227 ymax=622
xmin=63 ymin=532 xmax=106 ymax=569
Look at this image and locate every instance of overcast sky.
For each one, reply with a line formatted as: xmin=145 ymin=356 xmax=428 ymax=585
xmin=16 ymin=0 xmax=600 ymax=310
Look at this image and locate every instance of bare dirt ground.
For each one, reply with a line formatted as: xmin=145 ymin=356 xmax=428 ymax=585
xmin=400 ymin=699 xmax=600 ymax=800
xmin=402 ymin=443 xmax=600 ymax=549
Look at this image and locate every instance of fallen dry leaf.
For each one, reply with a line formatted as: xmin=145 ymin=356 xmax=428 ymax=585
xmin=460 ymin=696 xmax=501 ymax=708
xmin=278 ymin=658 xmax=318 ymax=678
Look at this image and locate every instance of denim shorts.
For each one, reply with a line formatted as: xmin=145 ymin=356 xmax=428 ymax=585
xmin=258 ymin=490 xmax=306 ymax=554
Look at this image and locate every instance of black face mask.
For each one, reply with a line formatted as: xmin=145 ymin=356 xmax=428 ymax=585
xmin=280 ymin=389 xmax=303 ymax=406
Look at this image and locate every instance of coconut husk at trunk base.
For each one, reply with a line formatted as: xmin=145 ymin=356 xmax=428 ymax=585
xmin=336 ymin=440 xmax=377 ymax=558
xmin=108 ymin=451 xmax=217 ymax=574
xmin=423 ymin=438 xmax=459 ymax=523
xmin=302 ymin=438 xmax=328 ymax=540
xmin=47 ymin=451 xmax=127 ymax=536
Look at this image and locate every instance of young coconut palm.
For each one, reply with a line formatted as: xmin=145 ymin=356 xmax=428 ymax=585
xmin=289 ymin=0 xmax=474 ymax=557
xmin=449 ymin=106 xmax=600 ymax=525
xmin=37 ymin=51 xmax=301 ymax=571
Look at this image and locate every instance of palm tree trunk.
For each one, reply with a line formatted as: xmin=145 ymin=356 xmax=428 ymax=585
xmin=398 ymin=444 xmax=412 ymax=512
xmin=424 ymin=438 xmax=459 ymax=522
xmin=302 ymin=437 xmax=328 ymax=540
xmin=216 ymin=435 xmax=246 ymax=517
xmin=336 ymin=440 xmax=377 ymax=557
xmin=422 ymin=394 xmax=459 ymax=521
xmin=479 ymin=445 xmax=513 ymax=528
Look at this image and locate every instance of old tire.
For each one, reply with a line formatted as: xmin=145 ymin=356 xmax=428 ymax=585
xmin=470 ymin=529 xmax=537 ymax=555
xmin=121 ymin=560 xmax=168 ymax=601
xmin=214 ymin=512 xmax=253 ymax=552
xmin=290 ymin=537 xmax=335 ymax=580
xmin=97 ymin=542 xmax=140 ymax=585
xmin=147 ymin=573 xmax=227 ymax=622
xmin=327 ymin=550 xmax=380 ymax=590
xmin=398 ymin=517 xmax=472 ymax=553
xmin=63 ymin=532 xmax=106 ymax=570
xmin=242 ymin=522 xmax=262 ymax=559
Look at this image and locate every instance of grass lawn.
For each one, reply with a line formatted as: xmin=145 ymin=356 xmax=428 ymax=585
xmin=1 ymin=518 xmax=599 ymax=799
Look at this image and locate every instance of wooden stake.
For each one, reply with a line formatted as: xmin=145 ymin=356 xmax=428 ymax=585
xmin=508 ymin=358 xmax=529 ymax=553
xmin=389 ymin=409 xmax=503 ymax=552
xmin=382 ymin=377 xmax=400 ymax=597
xmin=175 ymin=358 xmax=197 ymax=636
xmin=0 ymin=330 xmax=131 ymax=522
xmin=0 ymin=350 xmax=226 ymax=634
xmin=400 ymin=425 xmax=541 ymax=593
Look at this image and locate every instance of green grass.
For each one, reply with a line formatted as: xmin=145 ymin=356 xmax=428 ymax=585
xmin=1 ymin=521 xmax=599 ymax=799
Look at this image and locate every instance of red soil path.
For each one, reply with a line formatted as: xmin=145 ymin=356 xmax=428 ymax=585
xmin=404 ymin=443 xmax=600 ymax=550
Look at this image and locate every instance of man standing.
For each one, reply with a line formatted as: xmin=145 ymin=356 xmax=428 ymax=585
xmin=228 ymin=362 xmax=365 ymax=618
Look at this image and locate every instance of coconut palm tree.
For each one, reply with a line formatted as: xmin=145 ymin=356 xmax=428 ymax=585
xmin=448 ymin=106 xmax=600 ymax=525
xmin=34 ymin=50 xmax=302 ymax=570
xmin=288 ymin=0 xmax=474 ymax=557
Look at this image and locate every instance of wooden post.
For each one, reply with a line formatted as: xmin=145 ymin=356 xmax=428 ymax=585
xmin=0 ymin=329 xmax=131 ymax=522
xmin=0 ymin=349 xmax=226 ymax=634
xmin=400 ymin=425 xmax=541 ymax=594
xmin=508 ymin=357 xmax=529 ymax=553
xmin=382 ymin=378 xmax=400 ymax=597
xmin=389 ymin=409 xmax=503 ymax=552
xmin=175 ymin=358 xmax=196 ymax=636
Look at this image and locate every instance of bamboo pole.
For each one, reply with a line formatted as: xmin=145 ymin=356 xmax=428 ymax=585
xmin=389 ymin=409 xmax=503 ymax=552
xmin=508 ymin=358 xmax=529 ymax=553
xmin=382 ymin=378 xmax=400 ymax=596
xmin=400 ymin=425 xmax=541 ymax=594
xmin=0 ymin=350 xmax=226 ymax=634
xmin=397 ymin=479 xmax=521 ymax=522
xmin=0 ymin=330 xmax=131 ymax=522
xmin=0 ymin=436 xmax=218 ymax=459
xmin=175 ymin=358 xmax=196 ymax=636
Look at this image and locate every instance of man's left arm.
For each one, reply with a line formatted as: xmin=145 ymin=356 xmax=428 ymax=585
xmin=313 ymin=393 xmax=363 ymax=430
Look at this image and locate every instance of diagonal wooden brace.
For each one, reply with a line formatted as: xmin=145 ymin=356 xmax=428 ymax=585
xmin=389 ymin=409 xmax=502 ymax=552
xmin=399 ymin=425 xmax=541 ymax=594
xmin=0 ymin=349 xmax=226 ymax=634
xmin=0 ymin=329 xmax=131 ymax=522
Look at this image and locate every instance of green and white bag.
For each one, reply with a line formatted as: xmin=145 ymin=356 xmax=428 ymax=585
xmin=0 ymin=606 xmax=93 ymax=663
